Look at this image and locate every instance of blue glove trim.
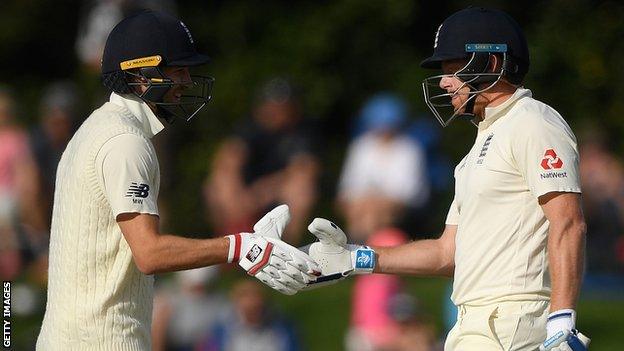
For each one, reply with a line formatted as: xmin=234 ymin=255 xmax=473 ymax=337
xmin=548 ymin=311 xmax=573 ymax=321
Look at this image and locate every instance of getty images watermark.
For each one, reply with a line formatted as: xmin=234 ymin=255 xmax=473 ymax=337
xmin=2 ymin=281 xmax=10 ymax=349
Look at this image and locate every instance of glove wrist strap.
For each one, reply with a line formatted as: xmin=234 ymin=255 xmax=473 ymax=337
xmin=226 ymin=233 xmax=243 ymax=263
xmin=546 ymin=308 xmax=576 ymax=339
xmin=351 ymin=246 xmax=376 ymax=274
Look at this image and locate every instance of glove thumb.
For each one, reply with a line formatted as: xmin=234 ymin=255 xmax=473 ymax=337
xmin=253 ymin=204 xmax=291 ymax=239
xmin=308 ymin=218 xmax=347 ymax=248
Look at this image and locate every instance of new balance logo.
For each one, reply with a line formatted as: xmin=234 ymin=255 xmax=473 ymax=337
xmin=125 ymin=182 xmax=150 ymax=198
xmin=246 ymin=244 xmax=263 ymax=263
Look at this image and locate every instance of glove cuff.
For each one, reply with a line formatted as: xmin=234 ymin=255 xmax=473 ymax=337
xmin=351 ymin=246 xmax=376 ymax=274
xmin=546 ymin=308 xmax=576 ymax=339
xmin=226 ymin=233 xmax=251 ymax=263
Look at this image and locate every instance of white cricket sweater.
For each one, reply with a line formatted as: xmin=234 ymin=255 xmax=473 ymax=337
xmin=37 ymin=99 xmax=161 ymax=351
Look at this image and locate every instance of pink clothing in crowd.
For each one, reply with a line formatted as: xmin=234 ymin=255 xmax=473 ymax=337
xmin=350 ymin=228 xmax=408 ymax=347
xmin=0 ymin=128 xmax=30 ymax=194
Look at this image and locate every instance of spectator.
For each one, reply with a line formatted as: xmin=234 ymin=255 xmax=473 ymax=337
xmin=205 ymin=77 xmax=320 ymax=244
xmin=337 ymin=93 xmax=429 ymax=242
xmin=386 ymin=293 xmax=438 ymax=351
xmin=30 ymin=81 xmax=78 ymax=228
xmin=579 ymin=133 xmax=624 ymax=273
xmin=196 ymin=279 xmax=301 ymax=351
xmin=345 ymin=228 xmax=408 ymax=351
xmin=0 ymin=87 xmax=44 ymax=280
xmin=76 ymin=0 xmax=125 ymax=72
xmin=76 ymin=0 xmax=178 ymax=72
xmin=152 ymin=267 xmax=228 ymax=351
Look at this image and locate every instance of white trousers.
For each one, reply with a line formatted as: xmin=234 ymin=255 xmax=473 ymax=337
xmin=444 ymin=300 xmax=549 ymax=351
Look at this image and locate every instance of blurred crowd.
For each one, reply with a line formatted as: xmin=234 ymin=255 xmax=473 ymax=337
xmin=2 ymin=0 xmax=624 ymax=350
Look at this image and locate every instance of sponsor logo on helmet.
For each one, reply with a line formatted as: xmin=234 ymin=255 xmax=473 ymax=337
xmin=120 ymin=55 xmax=162 ymax=70
xmin=465 ymin=43 xmax=508 ymax=53
xmin=180 ymin=21 xmax=194 ymax=44
xmin=246 ymin=244 xmax=263 ymax=263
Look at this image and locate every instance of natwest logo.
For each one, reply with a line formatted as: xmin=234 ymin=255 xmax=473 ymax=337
xmin=540 ymin=148 xmax=563 ymax=170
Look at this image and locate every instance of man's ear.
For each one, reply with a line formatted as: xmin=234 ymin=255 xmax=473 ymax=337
xmin=488 ymin=54 xmax=501 ymax=73
xmin=127 ymin=69 xmax=148 ymax=83
xmin=125 ymin=69 xmax=148 ymax=95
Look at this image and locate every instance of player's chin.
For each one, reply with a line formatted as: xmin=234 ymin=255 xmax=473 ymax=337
xmin=451 ymin=99 xmax=464 ymax=112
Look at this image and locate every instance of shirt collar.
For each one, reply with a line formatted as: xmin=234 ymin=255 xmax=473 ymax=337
xmin=478 ymin=88 xmax=532 ymax=131
xmin=109 ymin=92 xmax=165 ymax=138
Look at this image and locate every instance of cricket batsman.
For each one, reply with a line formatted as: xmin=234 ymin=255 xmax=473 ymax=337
xmin=36 ymin=10 xmax=319 ymax=350
xmin=304 ymin=7 xmax=590 ymax=351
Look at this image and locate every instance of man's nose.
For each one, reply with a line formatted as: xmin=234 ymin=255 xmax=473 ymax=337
xmin=439 ymin=76 xmax=453 ymax=90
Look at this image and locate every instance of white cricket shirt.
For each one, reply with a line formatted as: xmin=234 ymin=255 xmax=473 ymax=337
xmin=446 ymin=88 xmax=581 ymax=306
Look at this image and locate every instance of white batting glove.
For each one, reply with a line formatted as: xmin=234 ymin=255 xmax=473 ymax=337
xmin=540 ymin=309 xmax=590 ymax=351
xmin=303 ymin=218 xmax=375 ymax=289
xmin=227 ymin=205 xmax=321 ymax=295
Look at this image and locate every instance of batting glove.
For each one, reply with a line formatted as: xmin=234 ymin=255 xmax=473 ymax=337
xmin=540 ymin=309 xmax=590 ymax=351
xmin=227 ymin=205 xmax=321 ymax=295
xmin=302 ymin=218 xmax=375 ymax=289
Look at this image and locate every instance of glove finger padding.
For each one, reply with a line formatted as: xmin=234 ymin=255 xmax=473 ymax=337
xmin=266 ymin=238 xmax=321 ymax=277
xmin=239 ymin=238 xmax=311 ymax=294
xmin=268 ymin=254 xmax=307 ymax=284
xmin=254 ymin=271 xmax=297 ymax=295
xmin=275 ymin=270 xmax=306 ymax=290
xmin=244 ymin=237 xmax=320 ymax=293
xmin=254 ymin=271 xmax=277 ymax=288
xmin=271 ymin=278 xmax=297 ymax=295
xmin=262 ymin=265 xmax=281 ymax=280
